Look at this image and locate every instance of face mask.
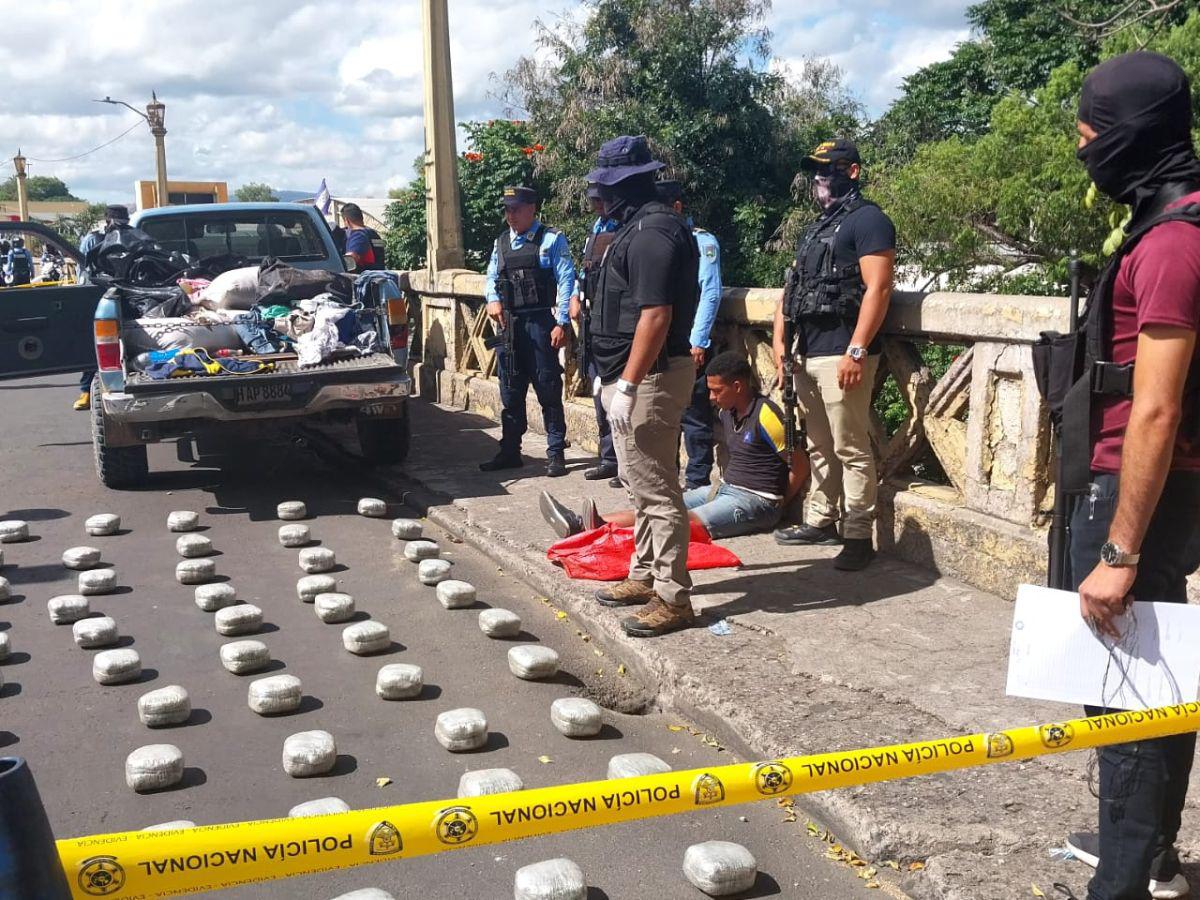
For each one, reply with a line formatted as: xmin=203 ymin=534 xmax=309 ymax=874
xmin=811 ymin=171 xmax=855 ymax=210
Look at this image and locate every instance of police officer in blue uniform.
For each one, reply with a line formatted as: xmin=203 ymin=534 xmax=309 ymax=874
xmin=655 ymin=180 xmax=723 ymax=489
xmin=481 ymin=186 xmax=577 ymax=477
xmin=570 ymin=183 xmax=622 ymax=484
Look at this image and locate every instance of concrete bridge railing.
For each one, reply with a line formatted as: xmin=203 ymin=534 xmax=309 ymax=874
xmin=401 ymin=267 xmax=1079 ymax=599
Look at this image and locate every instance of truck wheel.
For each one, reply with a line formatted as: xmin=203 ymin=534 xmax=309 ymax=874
xmin=91 ymin=378 xmax=149 ymax=489
xmin=356 ymin=409 xmax=409 ymax=465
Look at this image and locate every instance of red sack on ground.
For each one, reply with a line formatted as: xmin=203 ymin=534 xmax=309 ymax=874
xmin=546 ymin=521 xmax=742 ymax=581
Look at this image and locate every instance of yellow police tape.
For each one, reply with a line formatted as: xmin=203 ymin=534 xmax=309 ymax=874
xmin=58 ymin=702 xmax=1200 ymax=898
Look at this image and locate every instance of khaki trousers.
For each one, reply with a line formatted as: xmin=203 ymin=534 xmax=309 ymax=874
xmin=601 ymin=355 xmax=694 ymax=608
xmin=793 ymin=354 xmax=880 ymax=540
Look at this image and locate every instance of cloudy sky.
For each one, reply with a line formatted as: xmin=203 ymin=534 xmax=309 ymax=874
xmin=2 ymin=0 xmax=971 ymax=205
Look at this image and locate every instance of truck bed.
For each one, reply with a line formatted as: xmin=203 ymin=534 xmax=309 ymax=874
xmin=124 ymin=350 xmax=398 ymax=391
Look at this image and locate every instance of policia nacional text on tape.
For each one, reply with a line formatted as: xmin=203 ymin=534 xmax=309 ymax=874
xmin=58 ymin=702 xmax=1200 ymax=899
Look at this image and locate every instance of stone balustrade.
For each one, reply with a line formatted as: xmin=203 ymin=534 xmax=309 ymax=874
xmin=402 ymin=268 xmax=1187 ymax=601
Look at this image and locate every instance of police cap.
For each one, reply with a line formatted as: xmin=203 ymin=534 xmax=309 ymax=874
xmin=502 ymin=185 xmax=538 ymax=207
xmin=800 ymin=138 xmax=862 ymax=172
xmin=105 ymin=204 xmax=130 ymax=222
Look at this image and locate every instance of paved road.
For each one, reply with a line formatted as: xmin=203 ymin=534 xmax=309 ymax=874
xmin=0 ymin=375 xmax=872 ymax=900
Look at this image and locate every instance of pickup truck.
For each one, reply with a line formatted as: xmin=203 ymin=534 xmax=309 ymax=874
xmin=0 ymin=203 xmax=411 ymax=489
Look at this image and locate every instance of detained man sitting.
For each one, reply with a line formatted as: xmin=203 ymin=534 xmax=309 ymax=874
xmin=541 ymin=352 xmax=809 ymax=540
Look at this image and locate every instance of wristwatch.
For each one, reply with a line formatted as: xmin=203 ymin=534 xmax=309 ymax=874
xmin=846 ymin=345 xmax=868 ymax=362
xmin=1100 ymin=541 xmax=1141 ymax=567
xmin=616 ymin=379 xmax=638 ymax=396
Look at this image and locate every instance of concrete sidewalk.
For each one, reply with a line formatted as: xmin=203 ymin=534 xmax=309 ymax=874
xmin=383 ymin=398 xmax=1199 ymax=900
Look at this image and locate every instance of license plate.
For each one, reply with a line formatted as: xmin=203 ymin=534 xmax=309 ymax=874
xmin=234 ymin=382 xmax=293 ymax=407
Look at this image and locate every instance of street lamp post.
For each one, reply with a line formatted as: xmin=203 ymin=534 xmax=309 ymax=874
xmin=421 ymin=0 xmax=465 ymax=273
xmin=94 ymin=92 xmax=169 ymax=208
xmin=12 ymin=149 xmax=29 ymax=222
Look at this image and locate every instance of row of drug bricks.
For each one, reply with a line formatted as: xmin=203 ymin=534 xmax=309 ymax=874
xmin=0 ymin=511 xmax=763 ymax=898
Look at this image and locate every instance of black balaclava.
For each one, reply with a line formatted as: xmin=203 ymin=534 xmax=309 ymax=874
xmin=1077 ymin=51 xmax=1200 ymax=223
xmin=599 ymin=172 xmax=658 ymax=224
xmin=811 ymin=164 xmax=859 ymax=211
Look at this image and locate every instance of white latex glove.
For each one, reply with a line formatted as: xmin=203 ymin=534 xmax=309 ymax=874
xmin=592 ymin=376 xmax=602 ymax=397
xmin=609 ymin=383 xmax=636 ymax=436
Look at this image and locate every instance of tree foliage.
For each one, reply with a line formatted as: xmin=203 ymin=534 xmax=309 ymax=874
xmin=234 ymin=182 xmax=279 ymax=202
xmin=503 ymin=0 xmax=861 ymax=285
xmin=0 ymin=175 xmax=80 ymax=202
xmin=53 ymin=203 xmax=106 ymax=246
xmin=875 ymin=10 xmax=1200 ymax=292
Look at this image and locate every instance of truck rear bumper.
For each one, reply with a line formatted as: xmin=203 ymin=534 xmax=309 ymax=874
xmin=102 ymin=376 xmax=410 ymax=425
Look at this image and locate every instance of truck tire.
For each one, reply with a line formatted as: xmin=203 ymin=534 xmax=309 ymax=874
xmin=91 ymin=377 xmax=149 ymax=489
xmin=356 ymin=408 xmax=410 ymax=466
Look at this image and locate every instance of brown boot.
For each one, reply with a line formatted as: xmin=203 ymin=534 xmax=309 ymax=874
xmin=595 ymin=578 xmax=655 ymax=608
xmin=622 ymin=597 xmax=695 ymax=637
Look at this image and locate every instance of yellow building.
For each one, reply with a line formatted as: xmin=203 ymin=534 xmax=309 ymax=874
xmin=134 ymin=180 xmax=228 ymax=209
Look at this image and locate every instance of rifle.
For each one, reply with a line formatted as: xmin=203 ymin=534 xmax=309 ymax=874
xmin=484 ymin=289 xmax=519 ymax=393
xmin=781 ymin=266 xmax=801 ymax=453
xmin=1046 ymin=253 xmax=1081 ymax=590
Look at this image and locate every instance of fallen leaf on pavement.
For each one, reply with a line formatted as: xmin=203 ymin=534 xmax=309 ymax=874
xmin=1031 ymin=887 xmax=1045 ymax=898
xmin=538 ymin=756 xmax=553 ymax=764
xmin=908 ymin=862 xmax=926 ymax=872
xmin=555 ymin=611 xmax=568 ymax=620
xmin=617 ymin=664 xmax=626 ymax=676
xmin=375 ymin=777 xmax=392 ymax=788
xmin=667 ymin=725 xmax=686 ymax=733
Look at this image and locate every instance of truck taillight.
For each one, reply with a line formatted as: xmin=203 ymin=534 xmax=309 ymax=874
xmin=386 ymin=297 xmax=407 ymax=326
xmin=390 ymin=326 xmax=408 ymax=350
xmin=95 ymin=319 xmax=121 ymax=371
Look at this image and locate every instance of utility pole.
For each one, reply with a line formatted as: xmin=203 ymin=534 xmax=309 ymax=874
xmin=94 ymin=92 xmax=169 ymax=208
xmin=12 ymin=149 xmax=29 ymax=222
xmin=421 ymin=0 xmax=465 ymax=272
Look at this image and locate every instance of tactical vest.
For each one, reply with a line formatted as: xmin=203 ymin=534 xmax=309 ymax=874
xmin=786 ymin=195 xmax=872 ymax=320
xmin=592 ymin=201 xmax=699 ymax=350
xmin=9 ymin=250 xmax=32 ymax=283
xmin=580 ymin=229 xmax=617 ymax=304
xmin=1035 ymin=198 xmax=1200 ymax=494
xmin=496 ymin=225 xmax=556 ymax=312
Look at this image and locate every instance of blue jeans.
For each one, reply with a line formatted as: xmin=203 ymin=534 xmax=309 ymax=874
xmin=682 ymin=370 xmax=714 ymax=488
xmin=497 ymin=310 xmax=566 ymax=456
xmin=79 ymin=370 xmax=96 ymax=392
xmin=683 ymin=482 xmax=782 ymax=539
xmin=1070 ymin=471 xmax=1200 ymax=900
xmin=587 ymin=358 xmax=616 ymax=469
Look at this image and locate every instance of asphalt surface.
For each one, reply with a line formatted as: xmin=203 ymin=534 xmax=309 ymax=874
xmin=0 ymin=374 xmax=872 ymax=900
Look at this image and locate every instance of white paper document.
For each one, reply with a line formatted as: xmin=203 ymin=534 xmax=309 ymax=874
xmin=1006 ymin=584 xmax=1200 ymax=710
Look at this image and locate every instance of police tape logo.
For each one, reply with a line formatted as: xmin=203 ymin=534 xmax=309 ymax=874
xmin=1040 ymin=723 xmax=1075 ymax=750
xmin=435 ymin=806 xmax=479 ymax=846
xmin=78 ymin=855 xmax=126 ymax=896
xmin=369 ymin=820 xmax=403 ymax=856
xmin=753 ymin=762 xmax=793 ymax=796
xmin=693 ymin=773 xmax=726 ymax=806
xmin=986 ymin=732 xmax=1015 ymax=759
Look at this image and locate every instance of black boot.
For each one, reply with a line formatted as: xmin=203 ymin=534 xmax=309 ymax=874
xmin=834 ymin=538 xmax=876 ymax=571
xmin=479 ymin=451 xmax=523 ymax=472
xmin=547 ymin=452 xmax=567 ymax=478
xmin=583 ymin=463 xmax=618 ymax=481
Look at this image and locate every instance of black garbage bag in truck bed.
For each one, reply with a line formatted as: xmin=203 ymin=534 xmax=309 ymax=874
xmin=255 ymin=258 xmax=353 ymax=306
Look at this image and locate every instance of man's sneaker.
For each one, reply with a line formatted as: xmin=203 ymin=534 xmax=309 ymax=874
xmin=582 ymin=498 xmax=604 ymax=531
xmin=72 ymin=391 xmax=91 ymax=411
xmin=774 ymin=523 xmax=840 ymax=546
xmin=547 ymin=453 xmax=567 ymax=478
xmin=479 ymin=452 xmax=523 ymax=472
xmin=834 ymin=538 xmax=876 ymax=571
xmin=583 ymin=463 xmax=618 ymax=481
xmin=595 ymin=578 xmax=655 ymax=607
xmin=1065 ymin=832 xmax=1190 ymax=899
xmin=622 ymin=597 xmax=695 ymax=637
xmin=539 ymin=491 xmax=582 ymax=538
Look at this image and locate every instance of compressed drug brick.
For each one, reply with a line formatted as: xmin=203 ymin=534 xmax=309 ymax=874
xmin=357 ymin=498 xmax=387 ymax=517
xmin=391 ymin=519 xmax=422 ymax=540
xmin=248 ymin=674 xmax=302 ymax=715
xmin=62 ymin=546 xmax=101 ymax=570
xmin=508 ymin=645 xmax=560 ymax=681
xmin=93 ymin=648 xmax=142 ymax=685
xmin=418 ymin=559 xmax=451 ymax=586
xmin=167 ymin=511 xmax=200 ymax=532
xmin=682 ymin=841 xmax=758 ymax=896
xmin=125 ymin=744 xmax=184 ymax=793
xmin=84 ymin=514 xmax=120 ymax=536
xmin=282 ymin=730 xmax=337 ymax=777
xmin=297 ymin=574 xmax=336 ymax=602
xmin=342 ymin=621 xmax=390 ymax=655
xmin=72 ymin=616 xmax=119 ymax=649
xmin=215 ymin=603 xmax=262 ymax=636
xmin=0 ymin=520 xmax=30 ymax=543
xmin=176 ymin=558 xmax=216 ymax=585
xmin=289 ymin=797 xmax=350 ymax=818
xmin=78 ymin=568 xmax=117 ymax=595
xmin=137 ymin=685 xmax=191 ymax=727
xmin=314 ymin=592 xmax=355 ymax=624
xmin=299 ymin=547 xmax=336 ymax=574
xmin=607 ymin=753 xmax=671 ymax=780
xmin=48 ymin=594 xmax=89 ymax=624
xmin=195 ymin=583 xmax=237 ymax=612
xmin=403 ymin=540 xmax=439 ymax=562
xmin=550 ymin=698 xmax=603 ymax=738
xmin=436 ymin=580 xmax=476 ymax=609
xmin=279 ymin=524 xmax=311 ymax=548
xmin=277 ymin=501 xmax=307 ymax=520
xmin=513 ymin=859 xmax=587 ymax=900
xmin=478 ymin=608 xmax=521 ymax=638
xmin=375 ymin=664 xmax=423 ymax=700
xmin=175 ymin=534 xmax=213 ymax=558
xmin=435 ymin=708 xmax=488 ymax=752
xmin=219 ymin=640 xmax=270 ymax=674
xmin=458 ymin=768 xmax=523 ymax=798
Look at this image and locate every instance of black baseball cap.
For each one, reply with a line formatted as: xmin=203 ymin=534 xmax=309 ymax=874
xmin=105 ymin=204 xmax=130 ymax=222
xmin=502 ymin=185 xmax=538 ymax=207
xmin=800 ymin=138 xmax=862 ymax=172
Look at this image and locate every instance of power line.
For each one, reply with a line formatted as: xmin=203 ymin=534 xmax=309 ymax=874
xmin=25 ymin=119 xmax=143 ymax=164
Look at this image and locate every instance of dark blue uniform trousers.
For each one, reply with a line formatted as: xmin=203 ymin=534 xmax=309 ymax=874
xmin=497 ymin=310 xmax=567 ymax=457
xmin=681 ymin=370 xmax=714 ymax=488
xmin=586 ymin=358 xmax=617 ymax=469
xmin=1069 ymin=471 xmax=1200 ymax=900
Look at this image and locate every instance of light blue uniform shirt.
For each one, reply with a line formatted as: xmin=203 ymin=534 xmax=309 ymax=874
xmin=78 ymin=230 xmax=103 ymax=284
xmin=484 ymin=221 xmax=577 ymax=326
xmin=690 ymin=227 xmax=722 ymax=349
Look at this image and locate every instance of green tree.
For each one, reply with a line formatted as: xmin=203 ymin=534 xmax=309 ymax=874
xmin=234 ymin=182 xmax=279 ymax=202
xmin=384 ymin=120 xmax=548 ymax=271
xmin=53 ymin=203 xmax=107 ymax=246
xmin=0 ymin=175 xmax=80 ymax=202
xmin=503 ymin=0 xmax=861 ymax=286
xmin=875 ymin=11 xmax=1200 ymax=292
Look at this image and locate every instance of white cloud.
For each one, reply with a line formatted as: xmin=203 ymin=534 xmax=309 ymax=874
xmin=5 ymin=0 xmax=974 ymax=205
